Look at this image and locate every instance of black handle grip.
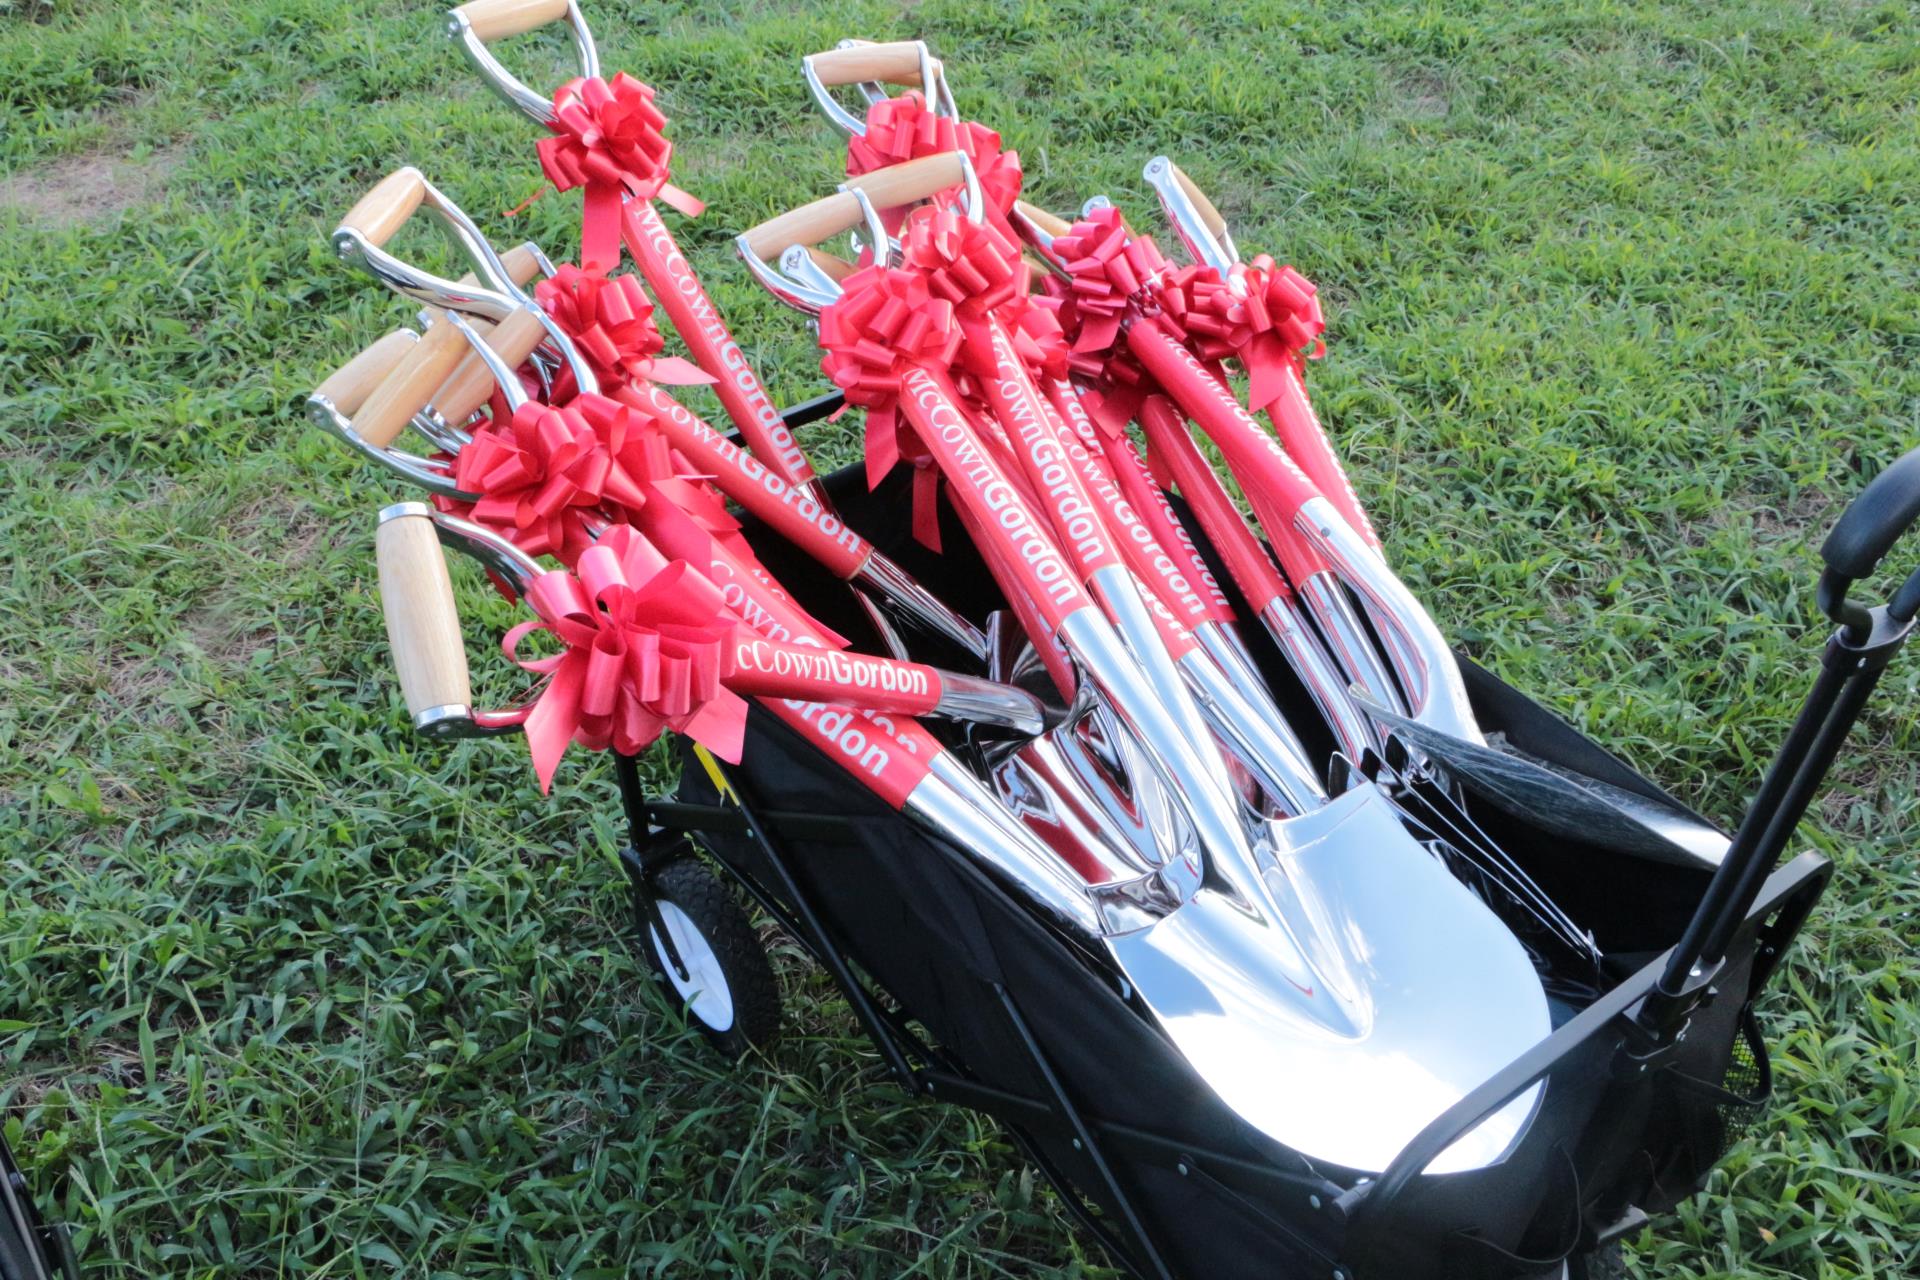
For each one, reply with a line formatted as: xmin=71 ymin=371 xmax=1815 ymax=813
xmin=1820 ymin=446 xmax=1920 ymax=579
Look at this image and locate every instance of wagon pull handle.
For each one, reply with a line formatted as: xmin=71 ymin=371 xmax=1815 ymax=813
xmin=1818 ymin=445 xmax=1920 ymax=632
xmin=377 ymin=503 xmax=545 ymax=739
xmin=447 ymin=0 xmax=599 ymax=127
xmin=1654 ymin=447 xmax=1920 ymax=1009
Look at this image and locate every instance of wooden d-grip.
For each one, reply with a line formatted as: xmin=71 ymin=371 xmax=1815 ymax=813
xmin=338 ymin=167 xmax=427 ymax=249
xmin=740 ymin=153 xmax=965 ymax=259
xmin=807 ymin=41 xmax=935 ymax=88
xmin=1167 ymin=161 xmax=1228 ymax=240
xmin=378 ymin=510 xmax=474 ymax=720
xmin=431 ymin=307 xmax=552 ymax=426
xmin=1013 ymin=199 xmax=1073 ymax=240
xmin=453 ymin=0 xmax=569 ymax=42
xmin=315 ymin=330 xmax=418 ymax=418
xmin=353 ymin=322 xmax=472 ymax=448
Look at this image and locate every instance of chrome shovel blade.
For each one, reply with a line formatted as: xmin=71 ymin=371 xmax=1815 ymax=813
xmin=1107 ymin=783 xmax=1551 ymax=1175
xmin=1356 ymin=691 xmax=1730 ymax=867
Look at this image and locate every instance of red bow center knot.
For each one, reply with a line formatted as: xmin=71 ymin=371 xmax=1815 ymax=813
xmin=536 ymin=265 xmax=714 ymax=396
xmin=1161 ymin=256 xmax=1326 ymax=415
xmin=508 ymin=525 xmax=747 ymax=791
xmin=817 ymin=249 xmax=964 ymax=491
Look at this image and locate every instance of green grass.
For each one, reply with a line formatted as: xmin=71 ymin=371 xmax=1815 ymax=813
xmin=2 ymin=0 xmax=1917 ymax=1275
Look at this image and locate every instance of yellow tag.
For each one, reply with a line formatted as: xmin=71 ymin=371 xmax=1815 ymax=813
xmin=692 ymin=745 xmax=740 ymax=805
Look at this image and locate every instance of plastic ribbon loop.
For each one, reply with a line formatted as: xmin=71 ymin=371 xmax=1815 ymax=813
xmin=848 ymin=93 xmax=1024 ymax=237
xmin=1040 ymin=206 xmax=1174 ymax=402
xmin=1161 ymin=256 xmax=1326 ymax=416
xmin=507 ymin=525 xmax=747 ymax=791
xmin=540 ymin=73 xmax=704 ymax=271
xmin=447 ymin=396 xmax=701 ymax=562
xmin=536 ymin=264 xmax=715 ymax=398
xmin=818 ymin=263 xmax=963 ymax=491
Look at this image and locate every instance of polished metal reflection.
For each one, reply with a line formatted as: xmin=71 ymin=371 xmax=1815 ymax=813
xmin=1360 ymin=691 xmax=1729 ymax=868
xmin=852 ymin=549 xmax=990 ymax=662
xmin=1108 ymin=782 xmax=1551 ymax=1174
xmin=1142 ymin=156 xmax=1239 ymax=273
xmin=1257 ymin=596 xmax=1378 ymax=766
xmin=447 ymin=0 xmax=599 ymax=127
xmin=1296 ymin=497 xmax=1484 ymax=745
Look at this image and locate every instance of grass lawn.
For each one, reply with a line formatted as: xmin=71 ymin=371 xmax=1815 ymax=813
xmin=3 ymin=0 xmax=1917 ymax=1275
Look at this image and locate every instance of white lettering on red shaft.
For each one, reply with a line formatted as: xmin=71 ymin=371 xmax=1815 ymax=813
xmin=784 ymin=701 xmax=894 ymax=779
xmin=735 ymin=640 xmax=931 ymax=699
xmin=903 ymin=368 xmax=1080 ymax=613
xmin=653 ymin=391 xmax=867 ymax=564
xmin=987 ymin=329 xmax=1113 ymax=570
xmin=631 ymin=207 xmax=812 ymax=483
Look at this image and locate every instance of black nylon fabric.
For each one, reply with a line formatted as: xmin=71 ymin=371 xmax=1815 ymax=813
xmin=656 ymin=458 xmax=1818 ymax=1279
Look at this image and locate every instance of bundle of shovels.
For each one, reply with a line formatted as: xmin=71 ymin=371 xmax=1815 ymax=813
xmin=302 ymin=2 xmax=1920 ymax=1273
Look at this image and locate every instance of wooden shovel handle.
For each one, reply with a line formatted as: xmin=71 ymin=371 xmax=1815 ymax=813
xmin=1013 ymin=199 xmax=1073 ymax=239
xmin=431 ymin=307 xmax=552 ymax=426
xmin=740 ymin=153 xmax=964 ymax=259
xmin=807 ymin=41 xmax=934 ymax=88
xmin=315 ymin=330 xmax=417 ymax=417
xmin=452 ymin=0 xmax=569 ymax=42
xmin=338 ymin=167 xmax=427 ymax=249
xmin=377 ymin=510 xmax=473 ymax=718
xmin=351 ymin=321 xmax=472 ymax=448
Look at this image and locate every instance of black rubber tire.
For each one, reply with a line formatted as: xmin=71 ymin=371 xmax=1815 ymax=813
xmin=639 ymin=857 xmax=781 ymax=1057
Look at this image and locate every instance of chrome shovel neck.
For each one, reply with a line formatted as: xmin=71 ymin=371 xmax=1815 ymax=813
xmin=1142 ymin=155 xmax=1240 ymax=274
xmin=446 ymin=0 xmax=599 ymax=128
xmin=331 ymin=173 xmax=529 ymax=322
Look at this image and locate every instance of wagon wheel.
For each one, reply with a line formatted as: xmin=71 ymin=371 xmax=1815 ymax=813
xmin=638 ymin=856 xmax=782 ymax=1057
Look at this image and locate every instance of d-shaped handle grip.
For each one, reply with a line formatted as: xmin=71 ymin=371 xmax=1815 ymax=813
xmin=452 ymin=0 xmax=568 ymax=41
xmin=806 ymin=40 xmax=937 ymax=88
xmin=1819 ymin=446 xmax=1920 ymax=629
xmin=314 ymin=330 xmax=418 ymax=418
xmin=377 ymin=505 xmax=475 ymax=729
xmin=337 ymin=167 xmax=427 ymax=250
xmin=739 ymin=153 xmax=965 ymax=260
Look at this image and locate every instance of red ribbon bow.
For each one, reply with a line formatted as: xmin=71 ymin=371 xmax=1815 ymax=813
xmin=1159 ymin=257 xmax=1326 ymax=416
xmin=539 ymin=74 xmax=704 ymax=272
xmin=507 ymin=525 xmax=747 ymax=792
xmin=536 ymin=265 xmax=715 ymax=398
xmin=1037 ymin=207 xmax=1175 ymax=416
xmin=446 ymin=395 xmax=719 ymax=562
xmin=818 ymin=264 xmax=963 ymax=487
xmin=848 ymin=93 xmax=1024 ymax=239
xmin=899 ymin=206 xmax=1030 ymax=317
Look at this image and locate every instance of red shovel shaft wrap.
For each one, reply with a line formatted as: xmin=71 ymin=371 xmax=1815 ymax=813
xmin=727 ymin=634 xmax=942 ymax=714
xmin=898 ymin=363 xmax=1095 ymax=635
xmin=1127 ymin=317 xmax=1329 ymax=585
xmin=963 ymin=318 xmax=1124 ymax=583
xmin=620 ymin=199 xmax=819 ymax=491
xmin=617 ymin=381 xmax=871 ymax=579
xmin=635 ymin=499 xmax=938 ymax=810
xmin=1265 ymin=362 xmax=1382 ymax=551
xmin=1040 ymin=375 xmax=1232 ymax=630
xmin=1137 ymin=394 xmax=1291 ymax=616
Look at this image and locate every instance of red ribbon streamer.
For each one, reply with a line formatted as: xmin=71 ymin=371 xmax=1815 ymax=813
xmin=506 ymin=525 xmax=747 ymax=792
xmin=535 ymin=265 xmax=715 ymax=399
xmin=540 ymin=74 xmax=704 ymax=272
